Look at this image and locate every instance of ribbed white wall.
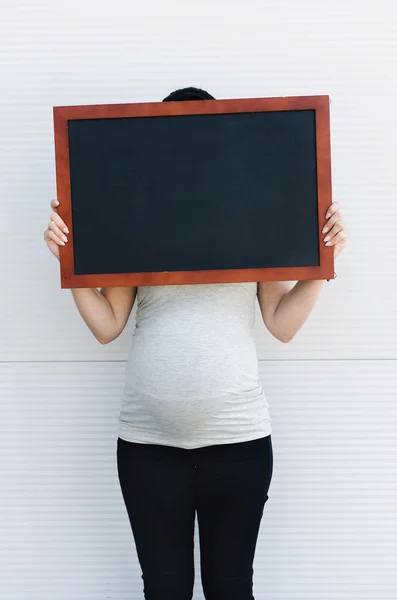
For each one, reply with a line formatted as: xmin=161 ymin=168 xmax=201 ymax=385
xmin=1 ymin=1 xmax=396 ymax=598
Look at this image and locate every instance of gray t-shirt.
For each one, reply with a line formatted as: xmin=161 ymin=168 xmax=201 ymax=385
xmin=118 ymin=281 xmax=272 ymax=449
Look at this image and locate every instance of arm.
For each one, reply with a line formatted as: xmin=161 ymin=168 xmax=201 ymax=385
xmin=257 ymin=279 xmax=325 ymax=343
xmin=70 ymin=286 xmax=137 ymax=344
xmin=44 ymin=198 xmax=137 ymax=344
xmin=257 ymin=201 xmax=348 ymax=343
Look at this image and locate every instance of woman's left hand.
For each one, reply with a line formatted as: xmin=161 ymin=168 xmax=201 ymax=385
xmin=322 ymin=201 xmax=348 ymax=259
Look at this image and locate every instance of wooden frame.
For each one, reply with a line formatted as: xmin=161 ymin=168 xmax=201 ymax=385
xmin=53 ymin=95 xmax=334 ymax=288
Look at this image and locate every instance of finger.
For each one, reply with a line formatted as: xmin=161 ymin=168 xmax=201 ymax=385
xmin=44 ymin=229 xmax=65 ymax=246
xmin=322 ymin=210 xmax=342 ymax=234
xmin=50 ymin=198 xmax=59 ymax=213
xmin=327 ymin=230 xmax=348 ymax=247
xmin=334 ymin=230 xmax=348 ymax=243
xmin=324 ymin=220 xmax=343 ymax=244
xmin=50 ymin=211 xmax=69 ymax=234
xmin=324 ymin=222 xmax=346 ymax=246
xmin=48 ymin=220 xmax=68 ymax=243
xmin=325 ymin=201 xmax=340 ymax=219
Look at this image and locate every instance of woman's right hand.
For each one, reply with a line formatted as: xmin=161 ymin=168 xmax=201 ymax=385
xmin=43 ymin=199 xmax=69 ymax=261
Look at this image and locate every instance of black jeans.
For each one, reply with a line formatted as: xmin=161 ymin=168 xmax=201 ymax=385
xmin=117 ymin=434 xmax=273 ymax=600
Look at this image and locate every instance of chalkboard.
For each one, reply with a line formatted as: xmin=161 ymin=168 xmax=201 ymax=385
xmin=53 ymin=95 xmax=334 ymax=288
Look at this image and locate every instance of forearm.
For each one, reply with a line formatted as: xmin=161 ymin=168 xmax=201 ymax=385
xmin=70 ymin=288 xmax=117 ymax=344
xmin=272 ymin=279 xmax=326 ymax=342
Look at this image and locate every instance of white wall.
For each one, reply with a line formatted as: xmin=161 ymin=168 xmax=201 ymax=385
xmin=1 ymin=1 xmax=396 ymax=598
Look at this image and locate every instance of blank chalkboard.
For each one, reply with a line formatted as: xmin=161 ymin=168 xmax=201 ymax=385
xmin=53 ymin=95 xmax=334 ymax=287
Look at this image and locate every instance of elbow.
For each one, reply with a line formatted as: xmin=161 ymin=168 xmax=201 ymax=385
xmin=276 ymin=330 xmax=296 ymax=344
xmin=97 ymin=324 xmax=125 ymax=344
xmin=97 ymin=333 xmax=114 ymax=344
xmin=97 ymin=330 xmax=121 ymax=344
xmin=279 ymin=335 xmax=294 ymax=344
xmin=262 ymin=316 xmax=297 ymax=344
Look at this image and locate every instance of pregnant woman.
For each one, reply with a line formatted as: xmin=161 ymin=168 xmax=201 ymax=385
xmin=43 ymin=86 xmax=348 ymax=600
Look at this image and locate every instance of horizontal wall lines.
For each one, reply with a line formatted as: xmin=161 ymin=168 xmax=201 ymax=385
xmin=1 ymin=358 xmax=397 ymax=364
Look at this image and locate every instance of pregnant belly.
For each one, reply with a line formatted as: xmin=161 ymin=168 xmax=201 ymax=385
xmin=120 ymin=331 xmax=261 ymax=438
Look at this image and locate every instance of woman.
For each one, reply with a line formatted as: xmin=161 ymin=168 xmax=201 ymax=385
xmin=43 ymin=86 xmax=348 ymax=600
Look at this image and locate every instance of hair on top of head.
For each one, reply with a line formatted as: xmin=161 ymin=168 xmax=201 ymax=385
xmin=162 ymin=86 xmax=215 ymax=102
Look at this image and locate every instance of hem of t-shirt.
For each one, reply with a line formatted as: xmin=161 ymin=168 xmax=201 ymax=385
xmin=117 ymin=422 xmax=272 ymax=449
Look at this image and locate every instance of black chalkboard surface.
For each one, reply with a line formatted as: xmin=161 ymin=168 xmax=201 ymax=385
xmin=53 ymin=95 xmax=334 ymax=287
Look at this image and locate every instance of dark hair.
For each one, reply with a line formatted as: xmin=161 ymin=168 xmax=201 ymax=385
xmin=162 ymin=86 xmax=215 ymax=102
